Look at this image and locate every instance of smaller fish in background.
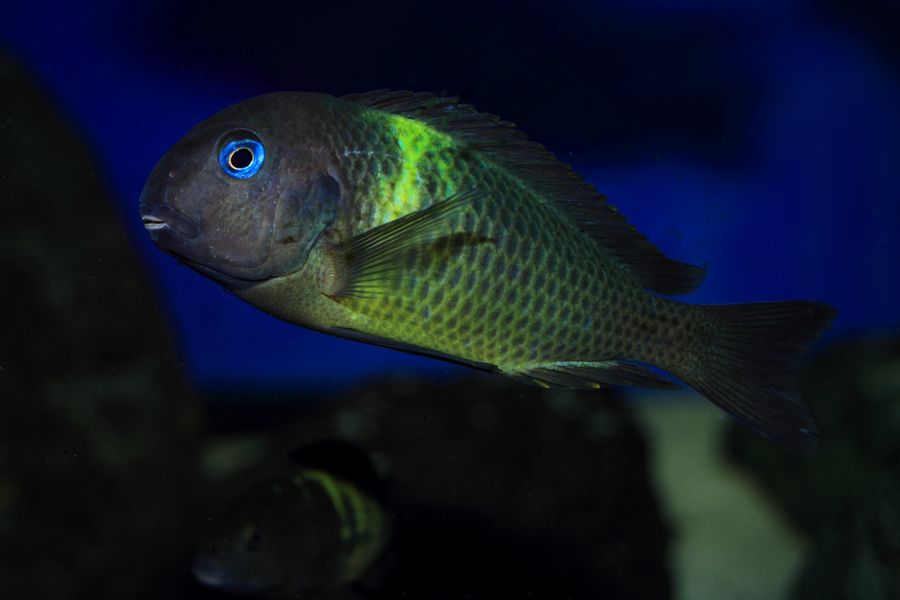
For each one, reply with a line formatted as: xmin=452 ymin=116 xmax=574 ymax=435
xmin=193 ymin=441 xmax=390 ymax=598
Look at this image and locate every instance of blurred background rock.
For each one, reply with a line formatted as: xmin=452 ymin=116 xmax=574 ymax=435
xmin=202 ymin=377 xmax=671 ymax=599
xmin=0 ymin=56 xmax=204 ymax=599
xmin=727 ymin=339 xmax=900 ymax=599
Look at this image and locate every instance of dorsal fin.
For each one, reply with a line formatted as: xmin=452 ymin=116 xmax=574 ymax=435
xmin=342 ymin=90 xmax=706 ymax=296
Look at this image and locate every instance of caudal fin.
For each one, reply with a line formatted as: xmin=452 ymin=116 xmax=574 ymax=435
xmin=680 ymin=301 xmax=837 ymax=455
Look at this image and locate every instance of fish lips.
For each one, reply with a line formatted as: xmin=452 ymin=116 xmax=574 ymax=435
xmin=139 ymin=202 xmax=202 ymax=242
xmin=192 ymin=559 xmax=284 ymax=595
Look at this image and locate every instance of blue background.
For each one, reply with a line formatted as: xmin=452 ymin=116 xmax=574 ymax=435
xmin=4 ymin=0 xmax=899 ymax=393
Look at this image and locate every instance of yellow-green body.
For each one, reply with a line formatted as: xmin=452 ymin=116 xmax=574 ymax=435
xmin=240 ymin=102 xmax=686 ymax=379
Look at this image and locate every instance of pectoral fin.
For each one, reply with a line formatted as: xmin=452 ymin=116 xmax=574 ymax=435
xmin=329 ymin=190 xmax=489 ymax=299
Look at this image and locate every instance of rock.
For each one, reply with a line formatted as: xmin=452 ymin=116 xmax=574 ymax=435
xmin=792 ymin=477 xmax=900 ymax=599
xmin=207 ymin=376 xmax=672 ymax=599
xmin=726 ymin=338 xmax=900 ymax=599
xmin=0 ymin=55 xmax=203 ymax=600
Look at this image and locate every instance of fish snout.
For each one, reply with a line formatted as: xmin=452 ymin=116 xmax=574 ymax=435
xmin=192 ymin=555 xmax=275 ymax=594
xmin=192 ymin=549 xmax=231 ymax=588
xmin=139 ymin=201 xmax=201 ymax=242
xmin=192 ymin=559 xmax=224 ymax=587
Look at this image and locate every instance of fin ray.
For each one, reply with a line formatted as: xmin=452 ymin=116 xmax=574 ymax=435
xmin=331 ymin=190 xmax=486 ymax=299
xmin=511 ymin=360 xmax=679 ymax=390
xmin=676 ymin=301 xmax=837 ymax=455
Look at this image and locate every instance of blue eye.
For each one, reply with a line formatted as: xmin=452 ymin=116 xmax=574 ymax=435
xmin=219 ymin=138 xmax=265 ymax=179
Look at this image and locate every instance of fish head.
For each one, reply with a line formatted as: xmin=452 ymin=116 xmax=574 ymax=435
xmin=139 ymin=93 xmax=343 ymax=290
xmin=193 ymin=476 xmax=335 ymax=595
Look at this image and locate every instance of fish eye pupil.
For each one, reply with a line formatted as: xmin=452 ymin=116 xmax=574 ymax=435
xmin=229 ymin=147 xmax=254 ymax=170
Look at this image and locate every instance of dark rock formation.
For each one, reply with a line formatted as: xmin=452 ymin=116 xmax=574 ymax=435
xmin=209 ymin=377 xmax=672 ymax=599
xmin=726 ymin=338 xmax=900 ymax=599
xmin=0 ymin=55 xmax=204 ymax=600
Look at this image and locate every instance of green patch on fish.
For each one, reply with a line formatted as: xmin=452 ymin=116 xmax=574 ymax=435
xmin=140 ymin=90 xmax=836 ymax=454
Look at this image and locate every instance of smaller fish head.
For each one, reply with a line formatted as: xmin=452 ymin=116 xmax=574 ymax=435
xmin=139 ymin=93 xmax=343 ymax=290
xmin=192 ymin=521 xmax=280 ymax=595
xmin=193 ymin=478 xmax=334 ymax=595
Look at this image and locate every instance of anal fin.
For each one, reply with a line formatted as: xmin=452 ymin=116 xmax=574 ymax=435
xmin=511 ymin=360 xmax=679 ymax=390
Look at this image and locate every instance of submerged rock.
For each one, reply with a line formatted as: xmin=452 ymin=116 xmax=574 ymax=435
xmin=726 ymin=338 xmax=900 ymax=599
xmin=207 ymin=376 xmax=672 ymax=599
xmin=0 ymin=55 xmax=203 ymax=599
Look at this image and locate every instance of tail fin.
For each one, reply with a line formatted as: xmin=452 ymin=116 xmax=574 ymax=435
xmin=679 ymin=301 xmax=837 ymax=455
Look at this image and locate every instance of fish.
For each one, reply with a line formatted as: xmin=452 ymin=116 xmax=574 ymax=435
xmin=140 ymin=90 xmax=836 ymax=454
xmin=193 ymin=441 xmax=390 ymax=597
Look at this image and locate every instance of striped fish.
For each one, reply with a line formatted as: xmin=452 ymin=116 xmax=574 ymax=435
xmin=193 ymin=445 xmax=389 ymax=597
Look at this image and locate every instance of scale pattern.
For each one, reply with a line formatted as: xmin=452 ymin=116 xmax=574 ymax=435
xmin=321 ymin=105 xmax=696 ymax=374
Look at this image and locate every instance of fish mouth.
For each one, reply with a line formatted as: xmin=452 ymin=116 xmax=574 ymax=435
xmin=139 ymin=203 xmax=201 ymax=240
xmin=141 ymin=216 xmax=168 ymax=231
xmin=193 ymin=567 xmax=227 ymax=588
xmin=192 ymin=561 xmax=284 ymax=595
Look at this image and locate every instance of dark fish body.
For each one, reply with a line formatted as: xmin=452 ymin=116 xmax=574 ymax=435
xmin=193 ymin=462 xmax=389 ymax=597
xmin=140 ymin=91 xmax=836 ymax=454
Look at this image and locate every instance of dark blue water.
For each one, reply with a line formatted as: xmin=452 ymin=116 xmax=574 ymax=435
xmin=4 ymin=0 xmax=898 ymax=392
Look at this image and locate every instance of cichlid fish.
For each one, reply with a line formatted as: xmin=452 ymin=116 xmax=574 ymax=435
xmin=193 ymin=441 xmax=390 ymax=597
xmin=140 ymin=90 xmax=836 ymax=454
